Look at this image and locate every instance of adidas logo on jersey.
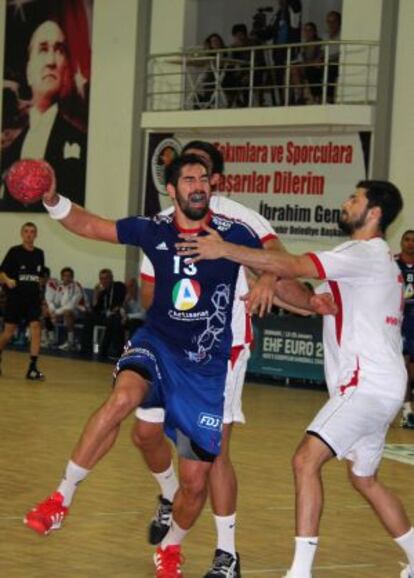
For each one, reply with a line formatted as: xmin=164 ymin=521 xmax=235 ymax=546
xmin=156 ymin=242 xmax=169 ymax=251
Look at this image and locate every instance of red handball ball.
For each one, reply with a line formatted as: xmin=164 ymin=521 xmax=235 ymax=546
xmin=5 ymin=159 xmax=54 ymax=205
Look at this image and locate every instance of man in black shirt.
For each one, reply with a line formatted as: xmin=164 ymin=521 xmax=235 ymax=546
xmin=80 ymin=268 xmax=126 ymax=358
xmin=0 ymin=222 xmax=45 ymax=379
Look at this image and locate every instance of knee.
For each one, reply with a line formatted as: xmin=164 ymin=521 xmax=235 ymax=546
xmin=3 ymin=326 xmax=16 ymax=339
xmin=292 ymin=446 xmax=317 ymax=479
xmin=104 ymin=388 xmax=137 ymax=422
xmin=131 ymin=421 xmax=163 ymax=450
xmin=180 ymin=471 xmax=208 ymax=501
xmin=349 ymin=471 xmax=376 ymax=495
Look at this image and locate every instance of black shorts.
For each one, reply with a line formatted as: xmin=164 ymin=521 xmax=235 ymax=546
xmin=4 ymin=295 xmax=42 ymax=325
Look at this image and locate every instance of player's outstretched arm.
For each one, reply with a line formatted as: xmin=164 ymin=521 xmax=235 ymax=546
xmin=42 ymin=187 xmax=118 ymax=243
xmin=176 ymin=224 xmax=319 ymax=279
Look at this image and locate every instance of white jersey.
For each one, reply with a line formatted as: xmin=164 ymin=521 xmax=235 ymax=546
xmin=310 ymin=238 xmax=406 ymax=400
xmin=46 ymin=279 xmax=88 ymax=315
xmin=140 ymin=195 xmax=277 ymax=347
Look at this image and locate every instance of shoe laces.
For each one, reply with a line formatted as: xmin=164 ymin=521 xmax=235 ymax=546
xmin=34 ymin=493 xmax=64 ymax=515
xmin=155 ymin=546 xmax=183 ymax=575
xmin=155 ymin=496 xmax=173 ymax=525
xmin=209 ymin=550 xmax=236 ymax=575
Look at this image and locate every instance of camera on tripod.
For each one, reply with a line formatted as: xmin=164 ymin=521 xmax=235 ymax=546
xmin=251 ymin=6 xmax=273 ymax=37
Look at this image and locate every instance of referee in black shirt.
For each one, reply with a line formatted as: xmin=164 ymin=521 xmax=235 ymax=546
xmin=0 ymin=222 xmax=45 ymax=379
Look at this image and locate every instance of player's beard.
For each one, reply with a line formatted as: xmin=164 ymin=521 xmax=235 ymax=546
xmin=176 ymin=190 xmax=209 ymax=221
xmin=338 ymin=206 xmax=369 ymax=235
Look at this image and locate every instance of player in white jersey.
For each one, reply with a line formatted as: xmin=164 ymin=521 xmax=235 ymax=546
xmin=132 ymin=141 xmax=317 ymax=578
xmin=176 ymin=180 xmax=414 ymax=578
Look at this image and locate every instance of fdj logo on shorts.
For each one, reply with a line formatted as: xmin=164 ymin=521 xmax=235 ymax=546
xmin=198 ymin=413 xmax=222 ymax=431
xmin=172 ymin=279 xmax=201 ymax=311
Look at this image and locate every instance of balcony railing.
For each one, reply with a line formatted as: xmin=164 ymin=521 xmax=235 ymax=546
xmin=145 ymin=40 xmax=379 ymax=112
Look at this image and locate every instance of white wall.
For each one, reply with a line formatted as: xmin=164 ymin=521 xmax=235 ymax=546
xmin=339 ymin=0 xmax=382 ymax=103
xmin=388 ymin=0 xmax=414 ymax=249
xmin=0 ymin=0 xmax=141 ymax=288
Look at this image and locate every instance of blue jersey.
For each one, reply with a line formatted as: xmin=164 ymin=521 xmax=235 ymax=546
xmin=396 ymin=256 xmax=414 ymax=340
xmin=116 ymin=212 xmax=261 ymax=373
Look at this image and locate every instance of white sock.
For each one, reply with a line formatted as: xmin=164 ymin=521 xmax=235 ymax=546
xmin=395 ymin=527 xmax=414 ymax=572
xmin=152 ymin=462 xmax=179 ymax=502
xmin=57 ymin=460 xmax=90 ymax=507
xmin=214 ymin=513 xmax=236 ymax=556
xmin=161 ymin=519 xmax=188 ymax=548
xmin=403 ymin=402 xmax=413 ymax=417
xmin=290 ymin=536 xmax=319 ymax=578
xmin=67 ymin=331 xmax=75 ymax=344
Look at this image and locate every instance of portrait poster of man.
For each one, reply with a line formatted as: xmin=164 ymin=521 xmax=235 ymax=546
xmin=0 ymin=0 xmax=93 ymax=212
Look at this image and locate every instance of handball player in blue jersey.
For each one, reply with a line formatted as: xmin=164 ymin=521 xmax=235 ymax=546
xmin=24 ymin=154 xmax=261 ymax=577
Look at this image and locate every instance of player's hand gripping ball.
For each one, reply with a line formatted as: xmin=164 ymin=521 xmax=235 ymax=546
xmin=5 ymin=159 xmax=54 ymax=205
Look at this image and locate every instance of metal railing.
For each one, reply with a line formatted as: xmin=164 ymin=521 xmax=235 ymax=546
xmin=145 ymin=40 xmax=379 ymax=112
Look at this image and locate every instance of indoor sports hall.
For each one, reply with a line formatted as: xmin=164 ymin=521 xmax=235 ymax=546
xmin=0 ymin=1 xmax=413 ymax=577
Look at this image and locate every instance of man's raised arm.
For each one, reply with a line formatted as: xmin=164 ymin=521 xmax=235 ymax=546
xmin=176 ymin=224 xmax=319 ymax=279
xmin=43 ymin=186 xmax=118 ymax=244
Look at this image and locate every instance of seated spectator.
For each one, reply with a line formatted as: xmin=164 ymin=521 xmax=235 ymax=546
xmin=325 ymin=10 xmax=341 ymax=102
xmin=122 ymin=277 xmax=146 ymax=337
xmin=40 ymin=267 xmax=58 ymax=347
xmin=290 ymin=22 xmax=323 ymax=104
xmin=196 ymin=33 xmax=228 ymax=108
xmin=45 ymin=267 xmax=88 ymax=351
xmin=80 ymin=268 xmax=126 ymax=359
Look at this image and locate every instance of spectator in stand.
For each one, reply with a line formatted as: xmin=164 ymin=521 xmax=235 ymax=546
xmin=196 ymin=33 xmax=228 ymax=108
xmin=324 ymin=10 xmax=341 ymax=103
xmin=80 ymin=268 xmax=126 ymax=359
xmin=122 ymin=277 xmax=146 ymax=338
xmin=223 ymin=24 xmax=255 ymax=108
xmin=258 ymin=0 xmax=302 ymax=105
xmin=290 ymin=22 xmax=323 ymax=105
xmin=45 ymin=266 xmax=88 ymax=351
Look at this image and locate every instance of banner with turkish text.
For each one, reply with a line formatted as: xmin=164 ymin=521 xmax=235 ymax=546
xmin=143 ymin=131 xmax=371 ymax=242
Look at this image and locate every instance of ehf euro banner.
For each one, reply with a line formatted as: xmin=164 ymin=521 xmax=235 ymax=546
xmin=143 ymin=132 xmax=371 ymax=242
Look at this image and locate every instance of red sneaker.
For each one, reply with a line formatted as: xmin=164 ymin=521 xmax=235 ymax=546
xmin=154 ymin=545 xmax=184 ymax=577
xmin=24 ymin=492 xmax=68 ymax=535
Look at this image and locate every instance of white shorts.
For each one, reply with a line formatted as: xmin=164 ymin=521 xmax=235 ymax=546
xmin=308 ymin=388 xmax=402 ymax=477
xmin=135 ymin=345 xmax=250 ymax=425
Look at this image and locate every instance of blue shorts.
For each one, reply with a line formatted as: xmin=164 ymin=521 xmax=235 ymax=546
xmin=402 ymin=315 xmax=414 ymax=360
xmin=114 ymin=328 xmax=226 ymax=457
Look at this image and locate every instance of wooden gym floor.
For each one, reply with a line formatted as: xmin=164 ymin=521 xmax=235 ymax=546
xmin=0 ymin=350 xmax=413 ymax=578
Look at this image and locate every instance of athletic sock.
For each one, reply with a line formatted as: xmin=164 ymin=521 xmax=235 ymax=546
xmin=214 ymin=513 xmax=236 ymax=556
xmin=67 ymin=331 xmax=75 ymax=344
xmin=395 ymin=527 xmax=414 ymax=572
xmin=28 ymin=355 xmax=38 ymax=370
xmin=161 ymin=519 xmax=188 ymax=548
xmin=152 ymin=462 xmax=179 ymax=502
xmin=403 ymin=402 xmax=413 ymax=418
xmin=57 ymin=460 xmax=90 ymax=507
xmin=290 ymin=536 xmax=319 ymax=578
